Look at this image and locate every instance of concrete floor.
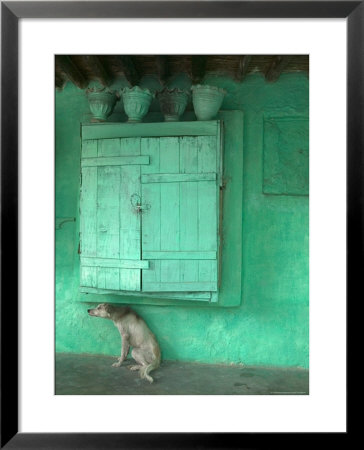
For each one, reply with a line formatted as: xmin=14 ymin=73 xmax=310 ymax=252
xmin=55 ymin=353 xmax=308 ymax=395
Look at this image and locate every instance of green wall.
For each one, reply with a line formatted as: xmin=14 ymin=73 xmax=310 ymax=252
xmin=56 ymin=73 xmax=309 ymax=368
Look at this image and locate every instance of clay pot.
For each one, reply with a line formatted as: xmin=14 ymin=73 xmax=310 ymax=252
xmin=157 ymin=88 xmax=189 ymax=121
xmin=191 ymin=84 xmax=226 ymax=121
xmin=86 ymin=88 xmax=118 ymax=122
xmin=120 ymin=86 xmax=154 ymax=123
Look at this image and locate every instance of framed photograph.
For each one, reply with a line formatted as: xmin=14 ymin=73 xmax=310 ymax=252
xmin=1 ymin=1 xmax=356 ymax=447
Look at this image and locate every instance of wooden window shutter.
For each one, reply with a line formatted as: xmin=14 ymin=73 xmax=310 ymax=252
xmin=140 ymin=135 xmax=220 ymax=292
xmin=80 ymin=137 xmax=150 ymax=292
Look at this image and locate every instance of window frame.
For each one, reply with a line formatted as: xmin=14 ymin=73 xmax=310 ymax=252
xmin=78 ymin=110 xmax=243 ymax=307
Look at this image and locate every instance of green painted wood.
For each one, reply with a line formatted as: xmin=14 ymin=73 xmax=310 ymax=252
xmin=198 ymin=181 xmax=217 ymax=251
xmin=96 ymin=165 xmax=121 ymax=290
xmin=140 ymin=137 xmax=161 ymax=252
xmin=82 ymin=120 xmax=219 ymax=140
xmin=210 ymin=292 xmax=219 ymax=303
xmin=96 ymin=166 xmax=120 ymax=260
xmin=81 ymin=155 xmax=149 ymax=167
xmin=141 ymin=133 xmax=221 ymax=293
xmin=80 ymin=136 xmax=147 ymax=292
xmin=179 ymin=137 xmax=199 ymax=255
xmin=80 ymin=122 xmax=223 ymax=298
xmin=80 ymin=267 xmax=97 ymax=288
xmin=79 ymin=286 xmax=211 ymax=301
xmin=197 ymin=135 xmax=219 ymax=253
xmin=143 ymin=251 xmax=216 ymax=260
xmin=97 ymin=267 xmax=120 ymax=291
xmin=142 ymin=282 xmax=217 ymax=292
xmin=141 ymin=172 xmax=216 ymax=183
xmin=81 ymin=257 xmax=149 ymax=269
xmin=98 ymin=138 xmax=121 ymax=157
xmin=142 ymin=137 xmax=180 ymax=289
xmin=80 ymin=167 xmax=97 ymax=258
xmin=82 ymin=139 xmax=98 ymax=158
xmin=79 ymin=163 xmax=98 ymax=288
xmin=139 ymin=138 xmax=162 ymax=292
xmin=118 ymin=137 xmax=143 ymax=291
xmin=198 ymin=135 xmax=218 ymax=173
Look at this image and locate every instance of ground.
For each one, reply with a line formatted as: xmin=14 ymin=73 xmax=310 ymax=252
xmin=55 ymin=353 xmax=309 ymax=395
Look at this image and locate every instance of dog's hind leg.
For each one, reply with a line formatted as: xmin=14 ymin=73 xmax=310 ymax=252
xmin=129 ymin=348 xmax=143 ymax=371
xmin=131 ymin=348 xmax=147 ymax=366
xmin=131 ymin=348 xmax=158 ymax=383
xmin=130 ymin=348 xmax=153 ymax=380
xmin=140 ymin=346 xmax=161 ymax=383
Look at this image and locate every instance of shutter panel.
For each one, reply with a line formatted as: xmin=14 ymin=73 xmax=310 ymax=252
xmin=80 ymin=137 xmax=149 ymax=292
xmin=141 ymin=135 xmax=220 ymax=292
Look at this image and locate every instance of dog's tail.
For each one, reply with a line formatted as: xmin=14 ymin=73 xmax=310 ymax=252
xmin=140 ymin=346 xmax=161 ymax=383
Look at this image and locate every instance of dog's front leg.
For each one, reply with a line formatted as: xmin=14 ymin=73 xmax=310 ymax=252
xmin=112 ymin=334 xmax=130 ymax=368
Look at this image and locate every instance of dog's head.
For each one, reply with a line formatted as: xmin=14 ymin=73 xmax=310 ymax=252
xmin=88 ymin=303 xmax=112 ymax=319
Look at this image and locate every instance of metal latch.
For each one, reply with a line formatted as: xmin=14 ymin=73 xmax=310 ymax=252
xmin=130 ymin=193 xmax=150 ymax=213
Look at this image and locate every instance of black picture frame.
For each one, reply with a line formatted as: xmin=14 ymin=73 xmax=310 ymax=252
xmin=1 ymin=1 xmax=357 ymax=448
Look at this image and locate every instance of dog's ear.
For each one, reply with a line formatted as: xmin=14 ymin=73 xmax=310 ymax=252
xmin=104 ymin=303 xmax=112 ymax=317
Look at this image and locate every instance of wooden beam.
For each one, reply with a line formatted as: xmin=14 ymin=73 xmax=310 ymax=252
xmin=83 ymin=55 xmax=111 ymax=86
xmin=81 ymin=156 xmax=150 ymax=168
xmin=155 ymin=56 xmax=168 ymax=83
xmin=118 ymin=56 xmax=139 ymax=86
xmin=141 ymin=172 xmax=216 ymax=184
xmin=55 ymin=59 xmax=67 ymax=89
xmin=265 ymin=55 xmax=292 ymax=82
xmin=191 ymin=55 xmax=207 ymax=83
xmin=55 ymin=73 xmax=66 ymax=89
xmin=81 ymin=257 xmax=149 ymax=270
xmin=236 ymin=55 xmax=251 ymax=82
xmin=142 ymin=251 xmax=216 ymax=260
xmin=56 ymin=56 xmax=88 ymax=89
xmin=82 ymin=120 xmax=219 ymax=140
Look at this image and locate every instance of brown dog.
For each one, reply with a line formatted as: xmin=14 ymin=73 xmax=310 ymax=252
xmin=88 ymin=303 xmax=161 ymax=383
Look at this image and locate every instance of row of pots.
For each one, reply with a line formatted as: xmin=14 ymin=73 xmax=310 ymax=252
xmin=86 ymin=84 xmax=226 ymax=123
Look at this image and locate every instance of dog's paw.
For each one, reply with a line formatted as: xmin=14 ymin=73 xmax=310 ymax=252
xmin=129 ymin=365 xmax=141 ymax=371
xmin=112 ymin=361 xmax=122 ymax=368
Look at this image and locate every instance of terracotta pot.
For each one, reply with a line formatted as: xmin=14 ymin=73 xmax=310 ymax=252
xmin=191 ymin=84 xmax=226 ymax=121
xmin=86 ymin=88 xmax=118 ymax=122
xmin=120 ymin=86 xmax=154 ymax=123
xmin=157 ymin=88 xmax=189 ymax=122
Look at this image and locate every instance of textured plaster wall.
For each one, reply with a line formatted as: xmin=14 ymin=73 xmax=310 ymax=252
xmin=55 ymin=73 xmax=309 ymax=368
